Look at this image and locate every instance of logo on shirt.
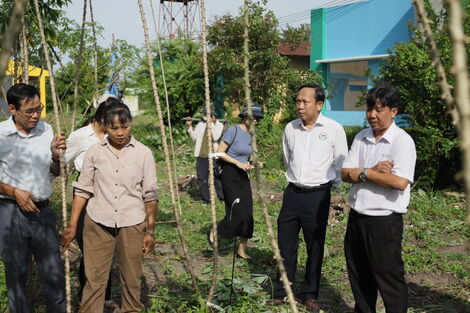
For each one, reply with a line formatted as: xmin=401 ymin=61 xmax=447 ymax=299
xmin=319 ymin=132 xmax=328 ymax=141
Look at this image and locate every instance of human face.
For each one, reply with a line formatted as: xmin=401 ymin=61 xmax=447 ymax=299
xmin=9 ymin=95 xmax=43 ymax=134
xmin=296 ymin=87 xmax=323 ymax=126
xmin=366 ymin=99 xmax=398 ymax=137
xmin=106 ymin=116 xmax=132 ymax=149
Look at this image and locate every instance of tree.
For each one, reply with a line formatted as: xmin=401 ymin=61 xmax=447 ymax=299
xmin=207 ymin=1 xmax=321 ymax=121
xmin=375 ymin=0 xmax=470 ymax=188
xmin=280 ymin=23 xmax=310 ymax=44
xmin=130 ymin=38 xmax=205 ymax=122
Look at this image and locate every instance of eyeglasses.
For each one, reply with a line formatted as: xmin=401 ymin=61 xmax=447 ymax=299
xmin=18 ymin=105 xmax=44 ymax=117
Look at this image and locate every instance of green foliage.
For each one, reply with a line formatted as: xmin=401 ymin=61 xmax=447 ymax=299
xmin=280 ymin=24 xmax=310 ymax=44
xmin=0 ymin=0 xmax=73 ymax=67
xmin=130 ymin=38 xmax=205 ymax=122
xmin=374 ymin=0 xmax=469 ymax=188
xmin=207 ymin=1 xmax=322 ymax=121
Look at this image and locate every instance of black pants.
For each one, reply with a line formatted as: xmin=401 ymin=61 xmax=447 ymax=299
xmin=345 ymin=210 xmax=408 ymax=313
xmin=273 ymin=183 xmax=331 ymax=300
xmin=196 ymin=157 xmax=224 ymax=203
xmin=0 ymin=199 xmax=65 ymax=313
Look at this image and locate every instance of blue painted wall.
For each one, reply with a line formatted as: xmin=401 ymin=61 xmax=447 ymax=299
xmin=325 ymin=0 xmax=413 ymax=59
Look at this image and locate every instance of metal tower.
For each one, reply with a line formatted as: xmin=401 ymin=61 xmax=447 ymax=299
xmin=159 ymin=0 xmax=200 ymax=39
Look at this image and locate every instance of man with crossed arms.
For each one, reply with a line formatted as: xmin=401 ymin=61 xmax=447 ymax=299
xmin=342 ymin=83 xmax=416 ymax=313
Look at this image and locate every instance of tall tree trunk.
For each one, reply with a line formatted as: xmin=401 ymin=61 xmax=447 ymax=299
xmin=446 ymin=0 xmax=470 ymax=224
xmin=198 ymin=0 xmax=220 ymax=302
xmin=0 ymin=0 xmax=28 ymax=104
xmin=136 ymin=0 xmax=199 ymax=293
xmin=242 ymin=1 xmax=298 ymax=311
xmin=89 ymin=0 xmax=99 ymax=103
xmin=149 ymin=0 xmax=184 ymax=218
xmin=32 ymin=0 xmax=71 ymax=312
xmin=71 ymin=0 xmax=88 ymax=131
xmin=20 ymin=24 xmax=29 ymax=84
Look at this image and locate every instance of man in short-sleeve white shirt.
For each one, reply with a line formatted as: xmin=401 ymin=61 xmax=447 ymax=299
xmin=271 ymin=84 xmax=348 ymax=313
xmin=342 ymin=83 xmax=416 ymax=313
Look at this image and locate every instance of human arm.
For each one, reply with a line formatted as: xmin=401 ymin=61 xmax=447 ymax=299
xmin=186 ymin=119 xmax=197 ymax=141
xmin=50 ymin=132 xmax=66 ymax=176
xmin=142 ymin=200 xmax=158 ymax=256
xmin=332 ymin=126 xmax=348 ymax=188
xmin=0 ymin=181 xmax=38 ymax=212
xmin=216 ymin=140 xmax=253 ymax=171
xmin=60 ymin=195 xmax=88 ymax=250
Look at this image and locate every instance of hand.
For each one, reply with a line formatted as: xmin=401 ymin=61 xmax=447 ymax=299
xmin=371 ymin=161 xmax=394 ymax=173
xmin=142 ymin=232 xmax=155 ymax=256
xmin=236 ymin=162 xmax=254 ymax=171
xmin=348 ymin=168 xmax=362 ymax=183
xmin=60 ymin=225 xmax=77 ymax=251
xmin=185 ymin=118 xmax=193 ymax=127
xmin=51 ymin=132 xmax=66 ymax=161
xmin=13 ymin=188 xmax=39 ymax=212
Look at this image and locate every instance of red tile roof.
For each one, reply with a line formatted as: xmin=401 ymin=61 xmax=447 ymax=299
xmin=277 ymin=41 xmax=310 ymax=56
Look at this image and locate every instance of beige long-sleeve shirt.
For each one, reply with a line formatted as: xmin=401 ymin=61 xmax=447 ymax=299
xmin=72 ymin=136 xmax=158 ymax=228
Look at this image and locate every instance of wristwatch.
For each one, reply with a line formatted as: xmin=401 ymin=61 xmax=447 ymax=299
xmin=359 ymin=168 xmax=368 ymax=182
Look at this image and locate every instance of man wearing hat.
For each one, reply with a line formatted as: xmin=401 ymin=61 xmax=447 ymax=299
xmin=271 ymin=83 xmax=348 ymax=312
xmin=186 ymin=105 xmax=224 ymax=203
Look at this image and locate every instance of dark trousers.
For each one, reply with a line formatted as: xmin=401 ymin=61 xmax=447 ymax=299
xmin=345 ymin=210 xmax=408 ymax=313
xmin=0 ymin=199 xmax=65 ymax=313
xmin=76 ymin=207 xmax=112 ymax=301
xmin=273 ymin=184 xmax=331 ymax=300
xmin=196 ymin=157 xmax=224 ymax=202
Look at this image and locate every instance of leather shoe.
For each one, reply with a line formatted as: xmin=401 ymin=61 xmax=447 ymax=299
xmin=304 ymin=299 xmax=320 ymax=313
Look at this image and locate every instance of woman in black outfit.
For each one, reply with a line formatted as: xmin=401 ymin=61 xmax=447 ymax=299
xmin=208 ymin=103 xmax=264 ymax=259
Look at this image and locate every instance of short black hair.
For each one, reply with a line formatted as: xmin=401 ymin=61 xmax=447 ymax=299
xmin=104 ymin=100 xmax=132 ymax=126
xmin=366 ymin=83 xmax=400 ymax=109
xmin=7 ymin=83 xmax=40 ymax=110
xmin=298 ymin=83 xmax=325 ymax=102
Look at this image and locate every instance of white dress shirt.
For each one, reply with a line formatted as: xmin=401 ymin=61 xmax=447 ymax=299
xmin=0 ymin=117 xmax=54 ymax=200
xmin=343 ymin=122 xmax=416 ymax=216
xmin=65 ymin=124 xmax=102 ymax=172
xmin=188 ymin=120 xmax=224 ymax=157
xmin=283 ymin=114 xmax=348 ymax=188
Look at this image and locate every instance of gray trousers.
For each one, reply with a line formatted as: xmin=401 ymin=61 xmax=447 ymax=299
xmin=0 ymin=199 xmax=66 ymax=313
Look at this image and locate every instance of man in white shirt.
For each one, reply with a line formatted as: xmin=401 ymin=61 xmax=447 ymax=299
xmin=186 ymin=105 xmax=224 ymax=203
xmin=342 ymin=83 xmax=416 ymax=313
xmin=0 ymin=83 xmax=66 ymax=312
xmin=272 ymin=83 xmax=348 ymax=312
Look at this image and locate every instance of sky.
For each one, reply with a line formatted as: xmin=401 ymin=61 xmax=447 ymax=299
xmin=64 ymin=0 xmax=367 ymax=48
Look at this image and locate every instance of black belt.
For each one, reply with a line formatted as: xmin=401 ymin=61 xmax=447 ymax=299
xmin=288 ymin=182 xmax=332 ymax=193
xmin=34 ymin=200 xmax=49 ymax=209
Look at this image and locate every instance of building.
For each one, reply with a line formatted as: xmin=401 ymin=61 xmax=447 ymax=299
xmin=276 ymin=41 xmax=310 ymax=70
xmin=1 ymin=60 xmax=49 ymax=118
xmin=310 ymin=0 xmax=414 ymax=126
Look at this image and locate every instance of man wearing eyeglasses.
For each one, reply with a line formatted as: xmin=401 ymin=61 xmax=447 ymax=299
xmin=0 ymin=83 xmax=66 ymax=312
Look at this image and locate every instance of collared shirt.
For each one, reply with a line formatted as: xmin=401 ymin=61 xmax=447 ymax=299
xmin=65 ymin=124 xmax=102 ymax=172
xmin=72 ymin=136 xmax=158 ymax=228
xmin=343 ymin=122 xmax=416 ymax=216
xmin=283 ymin=114 xmax=348 ymax=188
xmin=0 ymin=117 xmax=54 ymax=200
xmin=188 ymin=120 xmax=223 ymax=157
